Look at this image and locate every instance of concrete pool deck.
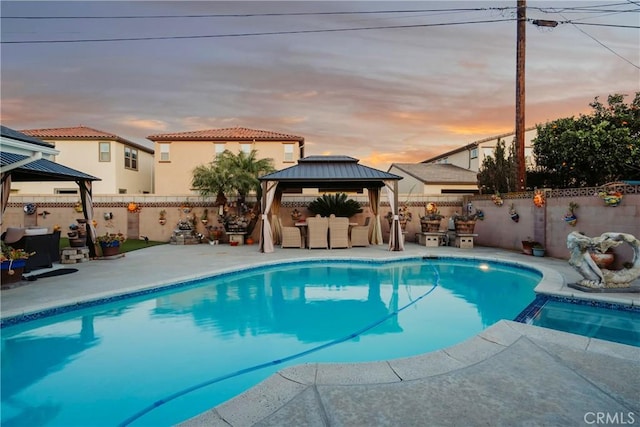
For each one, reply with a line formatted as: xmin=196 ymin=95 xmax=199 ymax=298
xmin=1 ymin=243 xmax=639 ymax=426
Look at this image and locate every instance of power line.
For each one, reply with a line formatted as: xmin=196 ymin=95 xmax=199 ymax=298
xmin=0 ymin=18 xmax=515 ymax=44
xmin=1 ymin=7 xmax=513 ymax=20
xmin=559 ymin=13 xmax=640 ymax=70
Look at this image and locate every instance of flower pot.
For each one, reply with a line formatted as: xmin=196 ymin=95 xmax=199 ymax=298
xmin=454 ymin=220 xmax=476 ymax=234
xmin=1 ymin=259 xmax=26 ymax=284
xmin=521 ymin=241 xmax=536 ymax=255
xmin=421 ymin=220 xmax=441 ymax=233
xmin=564 ymin=215 xmax=577 ymax=226
xmin=100 ymin=243 xmax=120 ymax=257
xmin=159 ymin=219 xmax=166 ymax=225
xmin=532 ymin=248 xmax=545 ymax=257
xmin=590 ymin=251 xmax=615 ymax=269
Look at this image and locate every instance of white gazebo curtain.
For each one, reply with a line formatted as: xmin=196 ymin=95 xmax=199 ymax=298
xmin=367 ymin=187 xmax=383 ymax=245
xmin=78 ymin=179 xmax=98 ymax=257
xmin=384 ymin=180 xmax=403 ymax=251
xmin=259 ymin=180 xmax=278 ymax=253
xmin=1 ymin=173 xmax=11 ymax=225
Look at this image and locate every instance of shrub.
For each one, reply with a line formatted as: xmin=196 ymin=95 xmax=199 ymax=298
xmin=308 ymin=193 xmax=363 ymax=217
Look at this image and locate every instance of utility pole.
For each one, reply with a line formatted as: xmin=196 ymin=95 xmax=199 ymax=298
xmin=515 ymin=0 xmax=526 ymax=191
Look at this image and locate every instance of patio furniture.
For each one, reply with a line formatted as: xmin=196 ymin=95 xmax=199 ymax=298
xmin=306 ymin=215 xmax=329 ymax=249
xmin=279 ymin=218 xmax=303 ymax=248
xmin=328 ymin=215 xmax=350 ymax=249
xmin=2 ymin=228 xmax=61 ymax=272
xmin=350 ymin=217 xmax=370 ymax=247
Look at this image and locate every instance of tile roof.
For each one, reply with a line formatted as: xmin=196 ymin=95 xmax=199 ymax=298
xmin=147 ymin=127 xmax=304 ymax=142
xmin=390 ymin=163 xmax=478 ymax=184
xmin=19 ymin=126 xmax=153 ymax=154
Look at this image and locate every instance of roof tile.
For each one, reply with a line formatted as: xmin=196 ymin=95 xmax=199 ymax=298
xmin=147 ymin=127 xmax=304 ymax=142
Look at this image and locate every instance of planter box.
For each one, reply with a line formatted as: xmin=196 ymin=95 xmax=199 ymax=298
xmin=1 ymin=259 xmax=26 ymax=284
xmin=421 ymin=220 xmax=442 ymax=233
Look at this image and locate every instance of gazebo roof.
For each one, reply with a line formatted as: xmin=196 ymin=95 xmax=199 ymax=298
xmin=259 ymin=156 xmax=401 ymax=190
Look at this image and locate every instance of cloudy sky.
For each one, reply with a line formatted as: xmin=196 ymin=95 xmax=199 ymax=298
xmin=1 ymin=1 xmax=638 ymax=170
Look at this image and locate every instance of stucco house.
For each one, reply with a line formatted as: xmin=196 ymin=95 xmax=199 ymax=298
xmin=422 ymin=127 xmax=537 ymax=172
xmin=388 ymin=163 xmax=479 ymax=195
xmin=17 ymin=126 xmax=154 ymax=195
xmin=147 ymin=127 xmax=305 ymax=195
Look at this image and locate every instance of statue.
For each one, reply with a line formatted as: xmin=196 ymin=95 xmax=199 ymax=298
xmin=567 ymin=232 xmax=640 ymax=290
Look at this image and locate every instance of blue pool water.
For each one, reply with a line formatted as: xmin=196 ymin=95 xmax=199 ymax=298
xmin=518 ymin=296 xmax=640 ymax=347
xmin=1 ymin=258 xmax=540 ymax=427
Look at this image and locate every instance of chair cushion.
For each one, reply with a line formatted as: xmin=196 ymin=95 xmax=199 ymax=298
xmin=24 ymin=227 xmax=49 ymax=236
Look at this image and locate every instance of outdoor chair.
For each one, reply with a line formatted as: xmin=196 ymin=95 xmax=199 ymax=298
xmin=278 ymin=218 xmax=303 ymax=248
xmin=306 ymin=214 xmax=329 ymax=249
xmin=328 ymin=214 xmax=350 ymax=249
xmin=350 ymin=217 xmax=370 ymax=247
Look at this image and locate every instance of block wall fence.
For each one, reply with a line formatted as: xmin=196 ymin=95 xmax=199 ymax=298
xmin=2 ymin=184 xmax=638 ymax=262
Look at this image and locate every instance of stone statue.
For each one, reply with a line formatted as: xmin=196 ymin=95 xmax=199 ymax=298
xmin=567 ymin=231 xmax=640 ymax=289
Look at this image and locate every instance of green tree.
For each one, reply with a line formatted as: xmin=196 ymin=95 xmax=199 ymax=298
xmin=532 ymin=92 xmax=640 ymax=188
xmin=191 ymin=149 xmax=275 ymax=204
xmin=477 ymin=138 xmax=517 ymax=194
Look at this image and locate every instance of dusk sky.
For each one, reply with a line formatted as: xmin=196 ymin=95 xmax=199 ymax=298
xmin=1 ymin=1 xmax=638 ymax=170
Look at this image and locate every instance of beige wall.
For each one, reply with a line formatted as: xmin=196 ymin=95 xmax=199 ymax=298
xmin=4 ymin=186 xmax=637 ymax=258
xmin=153 ymin=140 xmax=301 ymax=195
xmin=10 ymin=138 xmax=154 ymax=195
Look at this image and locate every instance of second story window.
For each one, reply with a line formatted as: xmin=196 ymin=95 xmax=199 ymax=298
xmin=124 ymin=146 xmax=138 ymax=170
xmin=99 ymin=142 xmax=111 ymax=162
xmin=283 ymin=144 xmax=294 ymax=162
xmin=215 ymin=143 xmax=226 ymax=158
xmin=240 ymin=143 xmax=252 ymax=154
xmin=159 ymin=143 xmax=170 ymax=162
xmin=470 ymin=148 xmax=478 ymax=159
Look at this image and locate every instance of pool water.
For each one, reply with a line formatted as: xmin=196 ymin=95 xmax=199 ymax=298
xmin=1 ymin=259 xmax=540 ymax=427
xmin=520 ymin=297 xmax=640 ymax=347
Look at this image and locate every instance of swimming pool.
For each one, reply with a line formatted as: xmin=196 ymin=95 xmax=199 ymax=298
xmin=516 ymin=295 xmax=640 ymax=347
xmin=1 ymin=258 xmax=540 ymax=427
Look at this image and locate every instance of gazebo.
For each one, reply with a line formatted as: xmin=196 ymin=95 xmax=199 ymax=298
xmin=258 ymin=156 xmax=403 ymax=253
xmin=1 ymin=126 xmax=101 ymax=256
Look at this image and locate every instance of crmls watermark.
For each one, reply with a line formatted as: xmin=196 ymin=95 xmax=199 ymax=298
xmin=584 ymin=412 xmax=636 ymax=425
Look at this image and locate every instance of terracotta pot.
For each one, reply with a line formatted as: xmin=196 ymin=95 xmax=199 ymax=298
xmin=1 ymin=260 xmax=26 ymax=284
xmin=101 ymin=243 xmax=120 ymax=257
xmin=590 ymin=251 xmax=615 ymax=269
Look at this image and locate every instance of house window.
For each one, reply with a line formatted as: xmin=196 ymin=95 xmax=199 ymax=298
xmin=99 ymin=142 xmax=111 ymax=162
xmin=215 ymin=143 xmax=226 ymax=157
xmin=240 ymin=143 xmax=252 ymax=154
xmin=470 ymin=148 xmax=478 ymax=159
xmin=283 ymin=144 xmax=294 ymax=162
xmin=159 ymin=143 xmax=170 ymax=162
xmin=55 ymin=188 xmax=78 ymax=195
xmin=124 ymin=146 xmax=138 ymax=170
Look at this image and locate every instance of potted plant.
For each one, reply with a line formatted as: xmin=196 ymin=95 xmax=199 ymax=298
xmin=95 ymin=232 xmax=126 ymax=257
xmin=420 ymin=203 xmax=444 ymax=232
xmin=205 ymin=225 xmax=222 ymax=245
xmin=509 ymin=203 xmax=519 ymax=223
xmin=521 ymin=237 xmax=539 ymax=255
xmin=1 ymin=241 xmax=33 ymax=284
xmin=452 ymin=211 xmax=477 ymax=234
xmin=386 ymin=205 xmax=412 ymax=231
xmin=532 ymin=243 xmax=545 ymax=257
xmin=201 ymin=209 xmax=209 ymax=225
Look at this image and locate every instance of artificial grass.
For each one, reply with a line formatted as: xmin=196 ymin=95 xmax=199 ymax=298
xmin=59 ymin=237 xmax=167 ymax=253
